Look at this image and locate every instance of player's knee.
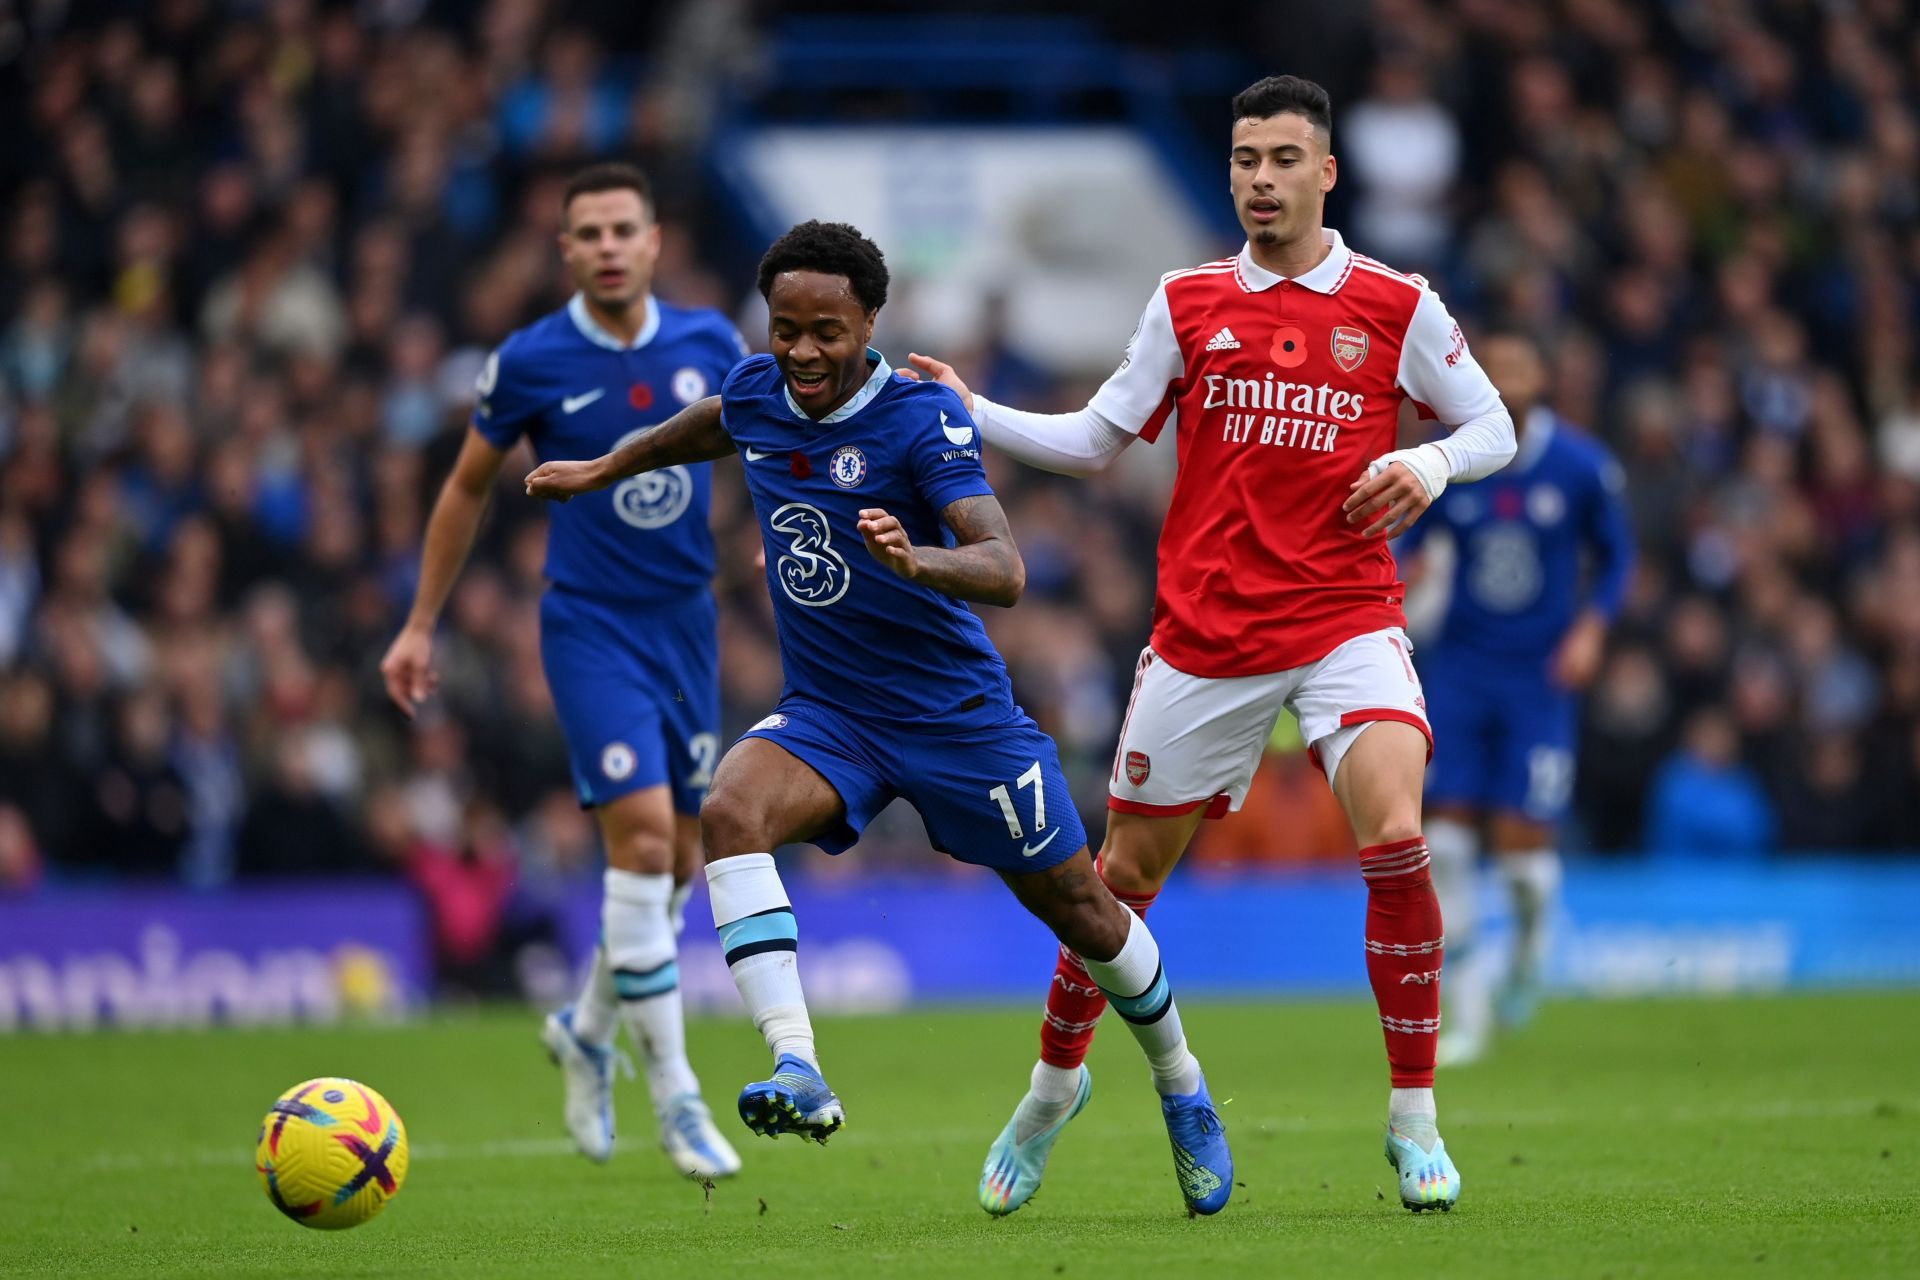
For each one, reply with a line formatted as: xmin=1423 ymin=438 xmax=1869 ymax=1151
xmin=1358 ymin=813 xmax=1424 ymax=849
xmin=604 ymin=826 xmax=674 ymax=875
xmin=1098 ymin=850 xmax=1169 ymax=898
xmin=698 ymin=787 xmax=769 ymax=861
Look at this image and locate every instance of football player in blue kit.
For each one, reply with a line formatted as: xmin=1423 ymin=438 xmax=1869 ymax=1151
xmin=380 ymin=163 xmax=745 ymax=1177
xmin=524 ymin=221 xmax=1235 ymax=1217
xmin=1394 ymin=331 xmax=1635 ymax=1066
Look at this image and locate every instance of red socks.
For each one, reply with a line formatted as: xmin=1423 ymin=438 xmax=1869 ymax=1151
xmin=1038 ymin=865 xmax=1158 ymax=1069
xmin=1360 ymin=836 xmax=1444 ymax=1089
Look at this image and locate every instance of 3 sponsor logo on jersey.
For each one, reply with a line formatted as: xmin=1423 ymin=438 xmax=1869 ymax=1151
xmin=827 ymin=446 xmax=868 ymax=490
xmin=610 ymin=427 xmax=694 ymax=528
xmin=769 ymin=502 xmax=852 ymax=607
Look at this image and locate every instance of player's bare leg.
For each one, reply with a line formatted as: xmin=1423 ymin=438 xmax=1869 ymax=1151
xmin=700 ymin=738 xmax=850 ymax=1143
xmin=1331 ymin=720 xmax=1460 ymax=1210
xmin=1489 ymin=813 xmax=1560 ymax=1031
xmin=986 ymin=846 xmax=1232 ymax=1216
xmin=1426 ymin=804 xmax=1490 ymax=1067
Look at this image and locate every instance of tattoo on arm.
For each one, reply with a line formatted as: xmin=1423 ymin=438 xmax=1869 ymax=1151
xmin=906 ymin=494 xmax=1027 ymax=608
xmin=599 ymin=396 xmax=733 ymax=480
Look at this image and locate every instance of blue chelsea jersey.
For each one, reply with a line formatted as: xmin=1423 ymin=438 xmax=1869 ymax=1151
xmin=721 ymin=351 xmax=1016 ymax=730
xmin=474 ymin=294 xmax=749 ymax=603
xmin=1399 ymin=408 xmax=1635 ymax=663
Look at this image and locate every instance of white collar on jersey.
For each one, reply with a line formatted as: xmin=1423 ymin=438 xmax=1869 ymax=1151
xmin=567 ymin=292 xmax=661 ymax=351
xmin=783 ymin=347 xmax=893 ymax=423
xmin=1511 ymin=404 xmax=1558 ymax=473
xmin=1234 ymin=228 xmax=1352 ymax=294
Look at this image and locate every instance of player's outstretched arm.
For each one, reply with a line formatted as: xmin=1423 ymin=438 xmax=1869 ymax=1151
xmin=856 ymin=495 xmax=1025 ymax=608
xmin=906 ymin=353 xmax=1134 ymax=478
xmin=524 ymin=395 xmax=732 ymax=501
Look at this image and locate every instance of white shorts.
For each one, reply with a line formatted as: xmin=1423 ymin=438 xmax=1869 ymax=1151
xmin=1107 ymin=628 xmax=1432 ymax=818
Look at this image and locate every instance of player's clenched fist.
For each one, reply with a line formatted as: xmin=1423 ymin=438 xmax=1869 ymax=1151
xmin=524 ymin=458 xmax=607 ymax=502
xmin=857 ymin=508 xmax=919 ymax=580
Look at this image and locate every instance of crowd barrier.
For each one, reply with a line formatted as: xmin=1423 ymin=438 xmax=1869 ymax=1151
xmin=4 ymin=859 xmax=1916 ymax=1029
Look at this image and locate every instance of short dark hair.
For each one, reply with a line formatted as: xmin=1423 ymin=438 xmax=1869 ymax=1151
xmin=756 ymin=220 xmax=890 ymax=314
xmin=1231 ymin=75 xmax=1333 ymax=139
xmin=562 ymin=162 xmax=653 ymax=222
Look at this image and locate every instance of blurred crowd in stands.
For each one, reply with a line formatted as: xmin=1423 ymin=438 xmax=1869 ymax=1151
xmin=3 ymin=0 xmax=1918 ymax=965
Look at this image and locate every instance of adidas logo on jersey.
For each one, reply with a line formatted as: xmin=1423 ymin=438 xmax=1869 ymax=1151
xmin=1205 ymin=327 xmax=1241 ymax=351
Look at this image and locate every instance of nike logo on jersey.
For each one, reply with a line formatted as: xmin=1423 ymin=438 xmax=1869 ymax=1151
xmin=561 ymin=389 xmax=607 ymax=414
xmin=742 ymin=446 xmax=776 ymax=461
xmin=1205 ymin=327 xmax=1241 ymax=351
xmin=940 ymin=411 xmax=973 ymax=445
xmin=1020 ymin=827 xmax=1062 ymax=858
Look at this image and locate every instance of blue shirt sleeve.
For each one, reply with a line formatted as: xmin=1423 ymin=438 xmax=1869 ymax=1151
xmin=907 ymin=387 xmax=995 ymax=514
xmin=471 ymin=341 xmax=544 ymax=450
xmin=1582 ymin=448 xmax=1636 ymax=620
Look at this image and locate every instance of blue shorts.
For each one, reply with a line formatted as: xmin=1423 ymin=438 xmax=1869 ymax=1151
xmin=1420 ymin=644 xmax=1578 ymax=822
xmin=741 ymin=695 xmax=1087 ymax=874
xmin=539 ymin=586 xmax=720 ymax=814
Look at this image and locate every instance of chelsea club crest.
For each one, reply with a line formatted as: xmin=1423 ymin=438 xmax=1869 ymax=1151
xmin=828 ymin=446 xmax=867 ymax=490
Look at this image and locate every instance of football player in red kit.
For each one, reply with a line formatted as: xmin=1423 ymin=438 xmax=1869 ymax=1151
xmin=910 ymin=74 xmax=1515 ymax=1215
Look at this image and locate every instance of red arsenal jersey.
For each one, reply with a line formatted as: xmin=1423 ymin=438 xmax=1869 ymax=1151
xmin=1085 ymin=230 xmax=1503 ymax=677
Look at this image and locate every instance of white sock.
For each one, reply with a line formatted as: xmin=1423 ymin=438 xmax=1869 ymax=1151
xmin=1390 ymin=1085 xmax=1440 ymax=1150
xmin=569 ymin=944 xmax=619 ymax=1046
xmin=604 ymin=869 xmax=699 ymax=1107
xmin=669 ymin=879 xmax=693 ymax=936
xmin=707 ymin=852 xmax=816 ymax=1068
xmin=1079 ymin=915 xmax=1202 ymax=1097
xmin=1013 ymin=1059 xmax=1087 ymax=1143
xmin=1499 ymin=849 xmax=1562 ymax=988
xmin=1425 ymin=818 xmax=1478 ymax=958
xmin=1426 ymin=818 xmax=1492 ymax=1046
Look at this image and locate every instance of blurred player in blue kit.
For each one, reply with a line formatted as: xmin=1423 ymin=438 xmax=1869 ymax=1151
xmin=1395 ymin=332 xmax=1635 ymax=1065
xmin=525 ymin=221 xmax=1235 ymax=1216
xmin=380 ymin=163 xmax=746 ymax=1177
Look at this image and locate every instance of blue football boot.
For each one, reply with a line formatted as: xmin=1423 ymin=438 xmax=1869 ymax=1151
xmin=737 ymin=1054 xmax=845 ymax=1144
xmin=1160 ymin=1074 xmax=1233 ymax=1215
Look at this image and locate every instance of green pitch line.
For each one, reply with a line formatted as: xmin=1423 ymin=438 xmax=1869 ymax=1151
xmin=0 ymin=994 xmax=1913 ymax=1279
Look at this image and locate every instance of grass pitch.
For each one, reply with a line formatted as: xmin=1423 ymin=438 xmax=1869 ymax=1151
xmin=1 ymin=994 xmax=1913 ymax=1279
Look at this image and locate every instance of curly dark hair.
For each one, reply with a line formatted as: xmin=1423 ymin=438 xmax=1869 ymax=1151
xmin=1231 ymin=75 xmax=1333 ymax=140
xmin=756 ymin=220 xmax=890 ymax=314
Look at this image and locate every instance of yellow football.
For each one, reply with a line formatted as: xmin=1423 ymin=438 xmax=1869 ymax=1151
xmin=254 ymin=1077 xmax=409 ymax=1229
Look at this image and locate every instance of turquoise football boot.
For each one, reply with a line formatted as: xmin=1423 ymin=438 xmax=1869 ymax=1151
xmin=1384 ymin=1123 xmax=1461 ymax=1212
xmin=977 ymin=1066 xmax=1092 ymax=1216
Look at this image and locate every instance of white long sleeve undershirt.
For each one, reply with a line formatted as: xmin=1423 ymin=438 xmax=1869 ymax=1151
xmin=1429 ymin=401 xmax=1517 ymax=482
xmin=969 ymin=396 xmax=1135 ymax=477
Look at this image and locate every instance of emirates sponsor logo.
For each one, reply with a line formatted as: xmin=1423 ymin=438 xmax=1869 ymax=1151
xmin=1202 ymin=373 xmax=1366 ymax=455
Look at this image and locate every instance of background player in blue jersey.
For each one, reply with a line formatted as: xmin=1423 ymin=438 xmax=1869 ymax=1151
xmin=1395 ymin=331 xmax=1636 ymax=1067
xmin=524 ymin=221 xmax=1235 ymax=1217
xmin=378 ymin=163 xmax=746 ymax=1177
